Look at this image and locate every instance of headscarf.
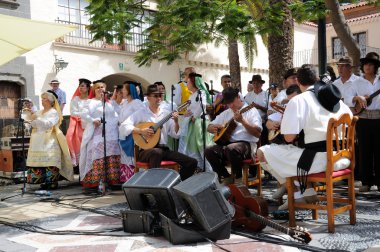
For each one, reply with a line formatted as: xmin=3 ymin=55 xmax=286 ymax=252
xmin=129 ymin=83 xmax=140 ymax=100
xmin=195 ymin=76 xmax=212 ymax=104
xmin=44 ymin=91 xmax=63 ymax=126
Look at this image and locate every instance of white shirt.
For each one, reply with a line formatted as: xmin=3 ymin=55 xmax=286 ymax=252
xmin=211 ymin=103 xmax=262 ymax=144
xmin=118 ymin=99 xmax=143 ymax=124
xmin=332 ymin=74 xmax=359 ymax=105
xmin=119 ymin=106 xmax=180 ymax=145
xmin=70 ymin=96 xmax=91 ymax=129
xmin=344 ymin=75 xmax=380 ymax=110
xmin=244 ymin=90 xmax=268 ymax=120
xmin=281 ymin=86 xmax=353 ymax=144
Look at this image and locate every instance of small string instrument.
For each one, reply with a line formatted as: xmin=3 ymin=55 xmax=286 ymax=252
xmin=207 ymin=95 xmax=224 ymax=120
xmin=351 ymin=88 xmax=380 ymax=115
xmin=268 ymin=102 xmax=285 ymax=142
xmin=228 ymin=184 xmax=312 ymax=244
xmin=133 ymin=100 xmax=191 ymax=149
xmin=212 ymin=103 xmax=256 ymax=145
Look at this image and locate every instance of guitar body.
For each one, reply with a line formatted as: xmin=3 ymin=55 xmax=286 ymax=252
xmin=213 ymin=121 xmax=237 ymax=146
xmin=133 ymin=122 xmax=161 ymax=149
xmin=228 ymin=184 xmax=268 ymax=232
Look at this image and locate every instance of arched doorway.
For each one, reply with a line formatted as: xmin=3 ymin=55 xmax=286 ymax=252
xmin=101 ymin=73 xmax=150 ymax=95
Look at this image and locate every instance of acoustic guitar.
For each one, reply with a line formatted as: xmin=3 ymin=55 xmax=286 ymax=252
xmin=351 ymin=88 xmax=380 ymax=115
xmin=213 ymin=103 xmax=256 ymax=145
xmin=133 ymin=100 xmax=191 ymax=149
xmin=228 ymin=184 xmax=312 ymax=244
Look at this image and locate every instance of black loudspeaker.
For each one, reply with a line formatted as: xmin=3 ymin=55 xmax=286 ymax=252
xmin=122 ymin=168 xmax=184 ymax=220
xmin=173 ymin=172 xmax=235 ymax=233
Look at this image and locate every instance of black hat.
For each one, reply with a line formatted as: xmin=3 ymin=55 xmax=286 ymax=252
xmin=269 ymin=83 xmax=278 ymax=89
xmin=79 ymin=78 xmax=91 ymax=85
xmin=251 ymin=74 xmax=265 ymax=84
xmin=146 ymin=84 xmax=164 ymax=95
xmin=314 ymin=82 xmax=342 ymax=113
xmin=222 ymin=87 xmax=239 ymax=104
xmin=47 ymin=90 xmax=58 ymax=100
xmin=360 ymin=52 xmax=380 ymax=68
xmin=283 ymin=68 xmax=298 ymax=80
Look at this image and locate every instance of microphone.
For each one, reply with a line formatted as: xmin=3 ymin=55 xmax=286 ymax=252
xmin=103 ymin=91 xmax=113 ymax=96
xmin=196 ymin=90 xmax=202 ymax=102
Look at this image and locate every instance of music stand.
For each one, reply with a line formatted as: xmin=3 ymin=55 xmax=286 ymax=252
xmin=1 ymin=99 xmax=32 ymax=201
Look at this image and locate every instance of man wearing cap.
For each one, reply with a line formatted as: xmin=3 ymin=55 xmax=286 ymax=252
xmin=205 ymin=87 xmax=262 ymax=185
xmin=345 ymin=52 xmax=380 ymax=192
xmin=119 ymin=84 xmax=197 ymax=181
xmin=257 ymin=65 xmax=352 ymax=210
xmin=276 ymin=68 xmax=298 ymax=105
xmin=50 ymin=79 xmax=66 ymax=112
xmin=333 ymin=56 xmax=359 ymax=104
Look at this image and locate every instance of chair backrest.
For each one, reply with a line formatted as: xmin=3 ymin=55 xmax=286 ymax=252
xmin=326 ymin=114 xmax=358 ymax=176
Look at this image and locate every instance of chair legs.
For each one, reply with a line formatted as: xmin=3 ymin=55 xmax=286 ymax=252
xmin=242 ymin=162 xmax=262 ymax=196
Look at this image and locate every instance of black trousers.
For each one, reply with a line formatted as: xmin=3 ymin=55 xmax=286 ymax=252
xmin=204 ymin=142 xmax=251 ymax=179
xmin=138 ymin=147 xmax=197 ymax=180
xmin=356 ymin=118 xmax=380 ymax=187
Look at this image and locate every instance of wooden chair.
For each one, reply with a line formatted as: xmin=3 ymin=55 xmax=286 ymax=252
xmin=242 ymin=158 xmax=262 ymax=196
xmin=286 ymin=114 xmax=358 ymax=233
xmin=133 ymin=144 xmax=180 ymax=173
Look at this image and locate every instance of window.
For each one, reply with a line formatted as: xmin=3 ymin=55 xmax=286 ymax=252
xmin=332 ymin=32 xmax=367 ymax=59
xmin=58 ymin=0 xmax=89 ymax=37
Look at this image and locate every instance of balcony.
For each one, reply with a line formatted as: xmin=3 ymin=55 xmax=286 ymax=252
xmin=293 ymin=46 xmax=380 ymax=67
xmin=54 ymin=20 xmax=147 ymax=53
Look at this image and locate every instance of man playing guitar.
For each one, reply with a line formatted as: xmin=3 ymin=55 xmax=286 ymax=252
xmin=205 ymin=87 xmax=262 ymax=185
xmin=119 ymin=84 xmax=197 ymax=180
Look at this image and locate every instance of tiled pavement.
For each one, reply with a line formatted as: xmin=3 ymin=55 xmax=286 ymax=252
xmin=0 ymin=176 xmax=380 ymax=252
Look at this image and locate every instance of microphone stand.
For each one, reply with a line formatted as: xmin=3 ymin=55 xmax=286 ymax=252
xmin=1 ymin=100 xmax=43 ymax=201
xmin=197 ymin=90 xmax=206 ymax=171
xmin=210 ymin=80 xmax=214 ymax=104
xmin=171 ymin=85 xmax=175 ymax=111
xmin=101 ymin=93 xmax=108 ymax=192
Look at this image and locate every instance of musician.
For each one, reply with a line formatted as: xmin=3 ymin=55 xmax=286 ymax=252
xmin=79 ymin=80 xmax=121 ymax=191
xmin=276 ymin=68 xmax=298 ymax=105
xmin=66 ymin=78 xmax=91 ymax=167
xmin=345 ymin=52 xmax=380 ymax=192
xmin=266 ymin=84 xmax=301 ymax=144
xmin=244 ymin=74 xmax=268 ymax=145
xmin=333 ymin=56 xmax=359 ymax=104
xmin=209 ymin=74 xmax=244 ymax=120
xmin=154 ymin=81 xmax=177 ymax=111
xmin=119 ymin=84 xmax=197 ymax=180
xmin=205 ymin=87 xmax=262 ymax=185
xmin=257 ymin=65 xmax=352 ymax=210
xmin=267 ymin=83 xmax=281 ymax=115
xmin=178 ymin=73 xmax=213 ymax=171
xmin=26 ymin=91 xmax=73 ymax=189
xmin=173 ymin=67 xmax=195 ymax=114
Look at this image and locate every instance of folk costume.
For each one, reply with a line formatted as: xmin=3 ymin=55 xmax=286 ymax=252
xmin=79 ymin=94 xmax=121 ymax=188
xmin=27 ymin=91 xmax=74 ymax=188
xmin=178 ymin=75 xmax=214 ymax=171
xmin=118 ymin=84 xmax=143 ymax=182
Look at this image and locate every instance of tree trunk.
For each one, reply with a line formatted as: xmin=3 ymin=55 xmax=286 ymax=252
xmin=228 ymin=38 xmax=242 ymax=90
xmin=325 ymin=0 xmax=361 ymax=74
xmin=268 ymin=0 xmax=294 ymax=88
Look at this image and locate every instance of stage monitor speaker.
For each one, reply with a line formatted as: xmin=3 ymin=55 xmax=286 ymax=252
xmin=173 ymin=172 xmax=235 ymax=233
xmin=122 ymin=168 xmax=185 ymax=220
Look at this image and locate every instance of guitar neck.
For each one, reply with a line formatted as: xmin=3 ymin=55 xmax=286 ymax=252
xmin=152 ymin=101 xmax=190 ymax=131
xmin=246 ymin=210 xmax=290 ymax=234
xmin=368 ymin=88 xmax=380 ymax=101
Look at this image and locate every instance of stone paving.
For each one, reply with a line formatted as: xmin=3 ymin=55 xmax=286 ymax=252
xmin=0 ymin=176 xmax=380 ymax=252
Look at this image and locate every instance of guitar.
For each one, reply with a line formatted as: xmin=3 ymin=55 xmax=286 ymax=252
xmin=228 ymin=184 xmax=312 ymax=244
xmin=213 ymin=103 xmax=256 ymax=146
xmin=351 ymin=88 xmax=380 ymax=115
xmin=207 ymin=95 xmax=224 ymax=121
xmin=268 ymin=102 xmax=285 ymax=142
xmin=133 ymin=100 xmax=191 ymax=149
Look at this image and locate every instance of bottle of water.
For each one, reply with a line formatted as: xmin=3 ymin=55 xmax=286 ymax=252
xmin=35 ymin=190 xmax=52 ymax=196
xmin=98 ymin=179 xmax=105 ymax=195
